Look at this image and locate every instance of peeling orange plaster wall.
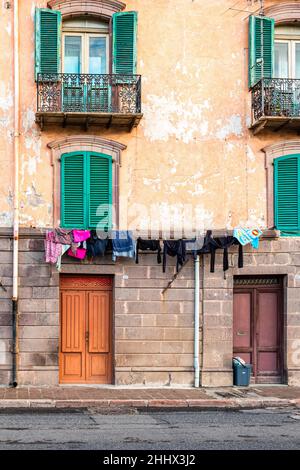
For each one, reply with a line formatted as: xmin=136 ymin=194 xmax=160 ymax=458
xmin=0 ymin=0 xmax=294 ymax=230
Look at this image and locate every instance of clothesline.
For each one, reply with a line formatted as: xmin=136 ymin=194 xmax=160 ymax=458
xmin=44 ymin=227 xmax=263 ymax=275
xmin=41 ymin=227 xmax=269 ymax=240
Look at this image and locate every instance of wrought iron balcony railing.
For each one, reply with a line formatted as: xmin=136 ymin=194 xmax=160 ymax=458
xmin=251 ymin=78 xmax=300 ymax=131
xmin=37 ymin=73 xmax=142 ymax=114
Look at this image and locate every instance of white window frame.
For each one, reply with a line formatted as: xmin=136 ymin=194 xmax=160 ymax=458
xmin=275 ymin=38 xmax=300 ymax=79
xmin=62 ymin=32 xmax=109 ymax=74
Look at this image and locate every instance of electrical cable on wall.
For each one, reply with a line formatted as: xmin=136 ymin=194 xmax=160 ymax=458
xmin=224 ymin=0 xmax=264 ymax=18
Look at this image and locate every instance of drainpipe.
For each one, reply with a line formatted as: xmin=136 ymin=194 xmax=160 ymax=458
xmin=194 ymin=255 xmax=200 ymax=387
xmin=12 ymin=0 xmax=20 ymax=388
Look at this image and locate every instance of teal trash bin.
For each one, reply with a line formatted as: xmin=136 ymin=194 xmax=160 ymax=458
xmin=233 ymin=358 xmax=251 ymax=386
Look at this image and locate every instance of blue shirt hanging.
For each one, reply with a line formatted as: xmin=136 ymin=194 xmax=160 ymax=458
xmin=111 ymin=231 xmax=136 ymax=262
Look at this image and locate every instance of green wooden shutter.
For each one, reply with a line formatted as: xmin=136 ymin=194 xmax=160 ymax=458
xmin=35 ymin=8 xmax=62 ymax=80
xmin=61 ymin=153 xmax=86 ymax=228
xmin=274 ymin=155 xmax=300 ymax=232
xmin=112 ymin=11 xmax=137 ymax=74
xmin=249 ymin=15 xmax=274 ymax=88
xmin=88 ymin=153 xmax=112 ymax=230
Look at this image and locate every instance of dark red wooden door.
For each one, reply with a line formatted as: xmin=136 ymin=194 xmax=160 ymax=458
xmin=233 ymin=278 xmax=283 ymax=384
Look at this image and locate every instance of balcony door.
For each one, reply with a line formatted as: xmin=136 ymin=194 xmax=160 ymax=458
xmin=62 ymin=33 xmax=110 ymax=112
xmin=273 ymin=23 xmax=300 ymax=118
xmin=274 ymin=40 xmax=300 ymax=79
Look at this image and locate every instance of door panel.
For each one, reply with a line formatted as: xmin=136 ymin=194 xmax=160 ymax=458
xmin=257 ymin=291 xmax=281 ymax=377
xmin=88 ymin=292 xmax=110 ymax=353
xmin=258 ymin=352 xmax=278 ymax=374
xmin=62 ymin=353 xmax=83 ymax=378
xmin=237 ymin=353 xmax=251 ymax=364
xmin=60 ymin=291 xmax=85 ymax=382
xmin=61 ymin=292 xmax=85 ymax=352
xmin=233 ymin=290 xmax=254 ymax=373
xmin=60 ymin=277 xmax=112 ymax=384
xmin=62 ymin=77 xmax=85 ymax=112
xmin=86 ymin=355 xmax=109 ymax=382
xmin=257 ymin=292 xmax=278 ymax=347
xmin=64 ymin=35 xmax=82 ymax=74
xmin=88 ymin=36 xmax=107 ymax=74
xmin=86 ymin=291 xmax=111 ymax=383
xmin=233 ymin=292 xmax=252 ymax=349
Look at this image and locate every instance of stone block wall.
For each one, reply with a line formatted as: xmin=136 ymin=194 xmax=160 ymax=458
xmin=62 ymin=248 xmax=199 ymax=387
xmin=0 ymin=230 xmax=200 ymax=387
xmin=0 ymin=237 xmax=12 ymax=385
xmin=1 ymin=230 xmax=300 ymax=387
xmin=201 ymin=238 xmax=300 ymax=387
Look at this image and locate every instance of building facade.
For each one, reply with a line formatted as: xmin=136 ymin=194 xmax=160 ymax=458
xmin=0 ymin=0 xmax=300 ymax=388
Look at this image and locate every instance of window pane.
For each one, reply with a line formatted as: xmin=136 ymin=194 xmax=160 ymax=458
xmin=64 ymin=36 xmax=82 ymax=73
xmin=274 ymin=42 xmax=289 ymax=78
xmin=295 ymin=43 xmax=300 ymax=78
xmin=89 ymin=37 xmax=107 ymax=74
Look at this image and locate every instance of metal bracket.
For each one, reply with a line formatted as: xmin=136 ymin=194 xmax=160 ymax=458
xmin=0 ymin=279 xmax=7 ymax=292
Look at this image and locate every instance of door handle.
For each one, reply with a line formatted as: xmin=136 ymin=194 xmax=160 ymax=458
xmin=85 ymin=331 xmax=89 ymax=343
xmin=237 ymin=331 xmax=247 ymax=336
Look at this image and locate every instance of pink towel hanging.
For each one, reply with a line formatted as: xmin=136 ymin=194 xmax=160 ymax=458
xmin=72 ymin=230 xmax=91 ymax=243
xmin=67 ymin=247 xmax=87 ymax=260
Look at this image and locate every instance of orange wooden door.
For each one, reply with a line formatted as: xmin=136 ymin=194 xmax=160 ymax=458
xmin=60 ymin=291 xmax=86 ymax=383
xmin=86 ymin=291 xmax=112 ymax=383
xmin=60 ymin=276 xmax=112 ymax=384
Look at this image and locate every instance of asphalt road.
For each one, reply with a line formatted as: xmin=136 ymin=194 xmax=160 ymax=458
xmin=0 ymin=408 xmax=299 ymax=450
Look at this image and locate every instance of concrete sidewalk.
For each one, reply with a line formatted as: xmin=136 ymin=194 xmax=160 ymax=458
xmin=0 ymin=385 xmax=299 ymax=410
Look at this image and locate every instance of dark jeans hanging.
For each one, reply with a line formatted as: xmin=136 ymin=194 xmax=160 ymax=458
xmin=135 ymin=239 xmax=162 ymax=264
xmin=163 ymin=240 xmax=186 ymax=273
xmin=197 ymin=231 xmax=243 ymax=272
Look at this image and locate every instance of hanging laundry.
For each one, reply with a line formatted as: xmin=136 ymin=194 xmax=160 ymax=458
xmin=72 ymin=230 xmax=91 ymax=243
xmin=238 ymin=243 xmax=244 ymax=268
xmin=136 ymin=239 xmax=162 ymax=264
xmin=112 ymin=231 xmax=136 ymax=262
xmin=45 ymin=231 xmax=62 ymax=265
xmin=197 ymin=230 xmax=215 ymax=254
xmin=53 ymin=228 xmax=73 ymax=245
xmin=216 ymin=236 xmax=244 ymax=272
xmin=233 ymin=227 xmax=262 ymax=249
xmin=196 ymin=231 xmax=219 ymax=272
xmin=250 ymin=236 xmax=260 ymax=249
xmin=87 ymin=231 xmax=109 ymax=258
xmin=214 ymin=236 xmax=244 ymax=272
xmin=185 ymin=236 xmax=205 ymax=259
xmin=163 ymin=240 xmax=186 ymax=273
xmin=67 ymin=246 xmax=87 ymax=260
xmin=52 ymin=228 xmax=77 ymax=254
xmin=56 ymin=244 xmax=70 ymax=271
xmin=196 ymin=231 xmax=244 ymax=273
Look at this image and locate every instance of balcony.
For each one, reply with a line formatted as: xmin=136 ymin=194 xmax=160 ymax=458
xmin=250 ymin=78 xmax=300 ymax=134
xmin=36 ymin=73 xmax=142 ymax=131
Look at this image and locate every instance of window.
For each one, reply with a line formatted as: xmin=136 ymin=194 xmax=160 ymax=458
xmin=35 ymin=8 xmax=137 ymax=79
xmin=274 ymin=25 xmax=300 ymax=78
xmin=274 ymin=41 xmax=289 ymax=78
xmin=62 ymin=18 xmax=109 ymax=74
xmin=248 ymin=15 xmax=274 ymax=87
xmin=249 ymin=17 xmax=300 ymax=86
xmin=274 ymin=154 xmax=300 ymax=235
xmin=61 ymin=152 xmax=112 ymax=230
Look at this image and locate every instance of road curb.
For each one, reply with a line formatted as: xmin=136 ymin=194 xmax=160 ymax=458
xmin=0 ymin=398 xmax=298 ymax=410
